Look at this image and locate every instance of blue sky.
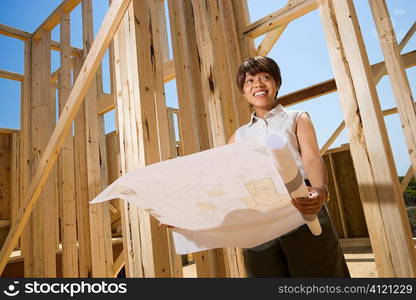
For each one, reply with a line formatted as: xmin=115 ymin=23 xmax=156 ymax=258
xmin=0 ymin=0 xmax=415 ymax=175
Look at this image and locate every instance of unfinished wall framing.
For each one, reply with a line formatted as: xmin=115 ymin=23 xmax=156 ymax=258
xmin=0 ymin=0 xmax=415 ymax=278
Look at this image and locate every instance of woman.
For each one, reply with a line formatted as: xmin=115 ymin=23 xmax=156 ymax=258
xmin=229 ymin=56 xmax=350 ymax=277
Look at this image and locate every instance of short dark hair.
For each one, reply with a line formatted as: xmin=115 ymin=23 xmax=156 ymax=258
xmin=236 ymin=56 xmax=282 ymax=94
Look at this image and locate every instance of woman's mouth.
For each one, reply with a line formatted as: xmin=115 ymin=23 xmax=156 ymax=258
xmin=253 ymin=91 xmax=267 ymax=97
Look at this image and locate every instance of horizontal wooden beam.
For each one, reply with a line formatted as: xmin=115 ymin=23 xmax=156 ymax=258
xmin=32 ymin=0 xmax=83 ymax=40
xmin=0 ymin=24 xmax=31 ymax=40
xmin=50 ymin=40 xmax=82 ymax=56
xmin=339 ymin=237 xmax=371 ymax=249
xmin=279 ymin=49 xmax=416 ymax=107
xmin=279 ymin=79 xmax=336 ymax=107
xmin=98 ymin=93 xmax=115 ymax=114
xmin=163 ymin=59 xmax=175 ymax=82
xmin=0 ymin=24 xmax=82 ymax=56
xmin=0 ymin=70 xmax=24 ymax=82
xmin=243 ymin=0 xmax=317 ymax=38
xmin=0 ymin=128 xmax=19 ymax=134
xmin=0 ymin=220 xmax=10 ymax=228
xmin=0 ymin=0 xmax=131 ymax=275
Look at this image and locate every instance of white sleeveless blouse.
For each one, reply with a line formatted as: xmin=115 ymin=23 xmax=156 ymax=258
xmin=235 ymin=104 xmax=308 ymax=179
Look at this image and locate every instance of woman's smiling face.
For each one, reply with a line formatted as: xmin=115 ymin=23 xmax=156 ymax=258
xmin=242 ymin=72 xmax=278 ymax=112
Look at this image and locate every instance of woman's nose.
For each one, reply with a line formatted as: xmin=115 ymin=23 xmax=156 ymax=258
xmin=254 ymin=77 xmax=264 ymax=87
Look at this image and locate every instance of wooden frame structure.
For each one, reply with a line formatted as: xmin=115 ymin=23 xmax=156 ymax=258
xmin=0 ymin=0 xmax=415 ymax=277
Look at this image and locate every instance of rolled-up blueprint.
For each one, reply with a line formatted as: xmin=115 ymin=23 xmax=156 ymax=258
xmin=264 ymin=133 xmax=322 ymax=236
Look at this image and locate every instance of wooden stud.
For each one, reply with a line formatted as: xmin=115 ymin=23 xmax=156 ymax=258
xmin=369 ymin=0 xmax=416 ymax=180
xmin=190 ymin=0 xmax=254 ymax=277
xmin=113 ymin=9 xmax=143 ymax=277
xmin=113 ymin=0 xmax=173 ymax=277
xmin=82 ymin=0 xmax=113 ymax=277
xmin=58 ymin=11 xmax=79 ymax=277
xmin=158 ymin=0 xmax=170 ymax=63
xmin=20 ymin=39 xmax=33 ymax=277
xmin=319 ymin=0 xmax=416 ymax=277
xmin=168 ymin=0 xmax=208 ymax=155
xmin=231 ymin=0 xmax=257 ymax=61
xmin=73 ymin=54 xmax=92 ymax=277
xmin=10 ymin=132 xmax=20 ymax=245
xmin=167 ymin=108 xmax=179 ymax=157
xmin=28 ymin=30 xmax=57 ymax=277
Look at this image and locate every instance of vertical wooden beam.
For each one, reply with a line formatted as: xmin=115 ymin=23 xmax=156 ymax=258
xmin=20 ymin=39 xmax=33 ymax=277
xmin=113 ymin=0 xmax=173 ymax=277
xmin=191 ymin=0 xmax=230 ymax=146
xmin=219 ymin=0 xmax=253 ymax=128
xmin=30 ymin=30 xmax=57 ymax=277
xmin=113 ymin=9 xmax=143 ymax=277
xmin=158 ymin=0 xmax=170 ymax=63
xmin=189 ymin=0 xmax=226 ymax=277
xmin=190 ymin=0 xmax=253 ymax=278
xmin=73 ymin=54 xmax=92 ymax=277
xmin=168 ymin=0 xmax=214 ymax=278
xmin=10 ymin=132 xmax=20 ymax=242
xmin=167 ymin=108 xmax=179 ymax=157
xmin=59 ymin=11 xmax=79 ymax=277
xmin=168 ymin=0 xmax=209 ymax=155
xmin=231 ymin=0 xmax=257 ymax=61
xmin=369 ymin=0 xmax=416 ymax=179
xmin=82 ymin=0 xmax=113 ymax=277
xmin=319 ymin=0 xmax=416 ymax=277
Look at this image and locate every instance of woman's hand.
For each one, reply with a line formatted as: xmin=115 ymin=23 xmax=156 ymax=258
xmin=291 ymin=186 xmax=327 ymax=215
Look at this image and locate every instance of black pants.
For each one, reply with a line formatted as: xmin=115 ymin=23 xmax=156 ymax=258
xmin=243 ymin=205 xmax=350 ymax=278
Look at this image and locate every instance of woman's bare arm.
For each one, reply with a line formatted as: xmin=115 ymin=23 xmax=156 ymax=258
xmin=292 ymin=113 xmax=328 ymax=215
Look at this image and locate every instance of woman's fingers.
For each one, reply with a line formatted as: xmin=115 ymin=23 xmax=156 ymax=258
xmin=292 ymin=193 xmax=322 ymax=215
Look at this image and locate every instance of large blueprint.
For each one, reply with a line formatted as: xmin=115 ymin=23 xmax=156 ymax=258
xmin=91 ymin=135 xmax=306 ymax=254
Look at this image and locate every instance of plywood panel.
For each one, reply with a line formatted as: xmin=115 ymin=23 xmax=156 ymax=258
xmin=331 ymin=149 xmax=369 ymax=238
xmin=0 ymin=133 xmax=11 ymax=220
